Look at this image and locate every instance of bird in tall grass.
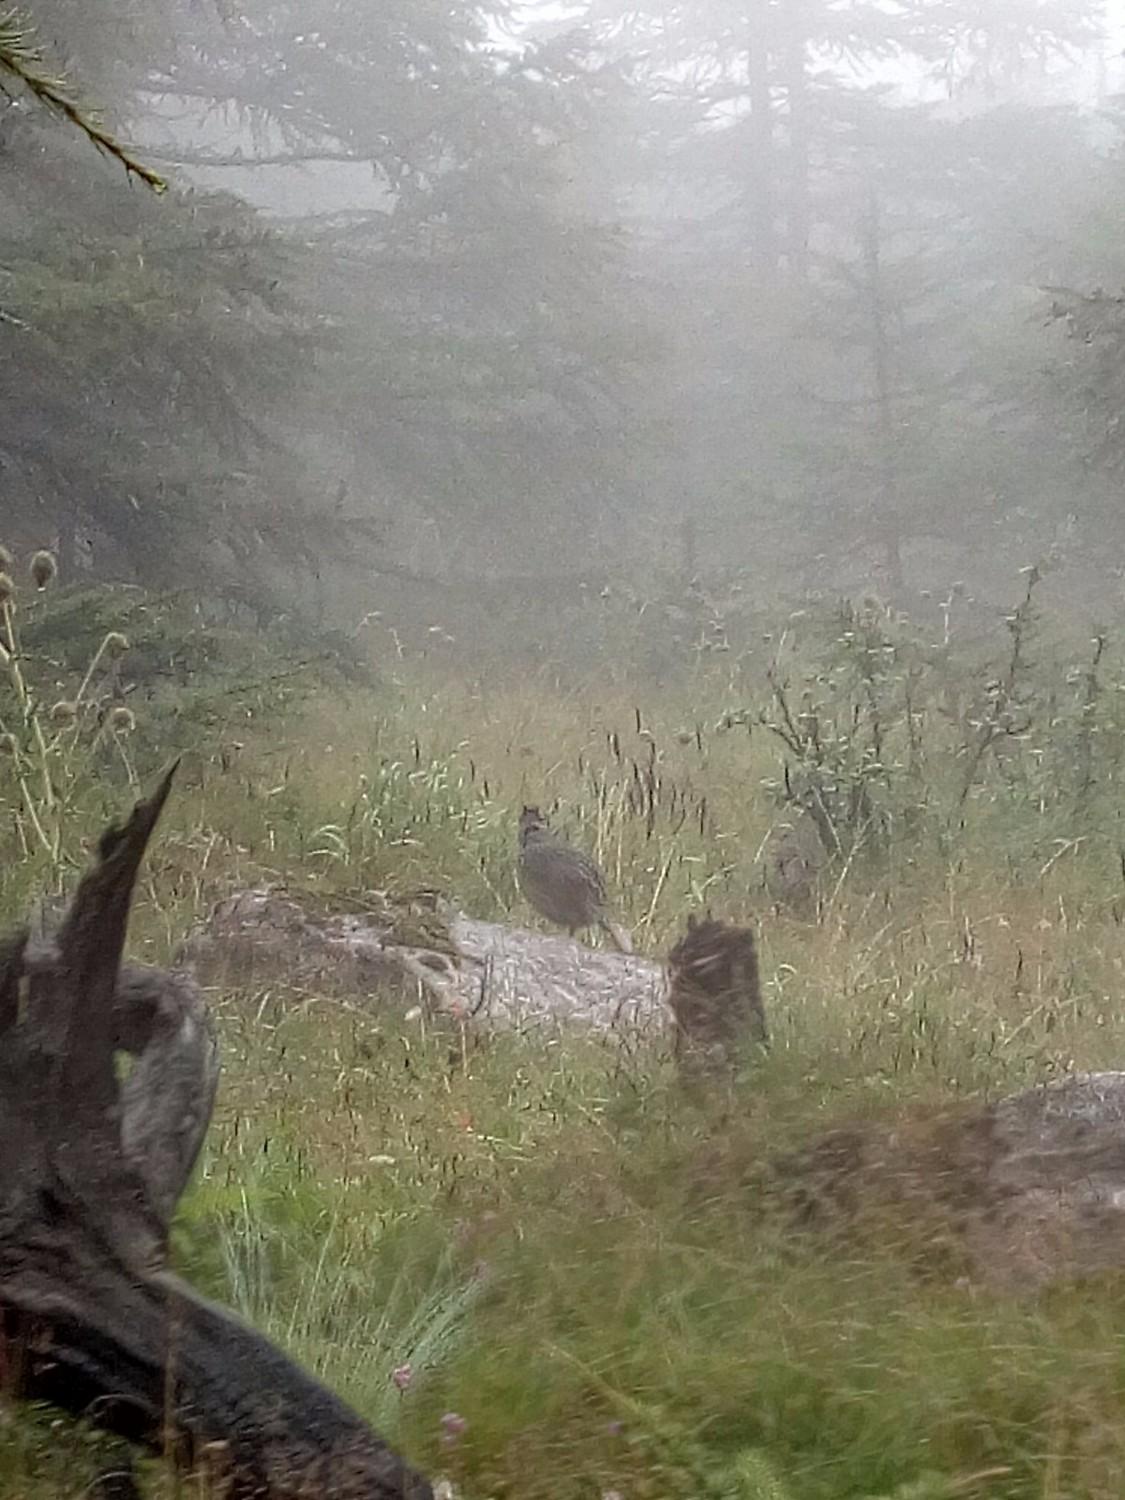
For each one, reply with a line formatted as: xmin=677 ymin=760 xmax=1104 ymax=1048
xmin=516 ymin=805 xmax=633 ymax=953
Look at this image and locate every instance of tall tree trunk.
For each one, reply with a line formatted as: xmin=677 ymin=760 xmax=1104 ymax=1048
xmin=782 ymin=3 xmax=811 ymax=283
xmin=859 ymin=186 xmax=904 ymax=592
xmin=746 ymin=0 xmax=778 ymax=278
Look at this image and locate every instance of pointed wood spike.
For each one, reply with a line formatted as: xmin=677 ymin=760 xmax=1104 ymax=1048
xmin=55 ymin=763 xmax=179 ymax=1109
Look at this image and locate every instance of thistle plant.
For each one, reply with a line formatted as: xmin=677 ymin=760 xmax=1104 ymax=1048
xmin=0 ymin=545 xmax=138 ymax=885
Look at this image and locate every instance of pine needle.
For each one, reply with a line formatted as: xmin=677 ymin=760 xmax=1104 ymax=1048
xmin=0 ymin=8 xmax=167 ymax=192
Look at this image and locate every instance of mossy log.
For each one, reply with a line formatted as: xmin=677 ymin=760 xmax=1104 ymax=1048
xmin=180 ymin=885 xmax=665 ymax=1037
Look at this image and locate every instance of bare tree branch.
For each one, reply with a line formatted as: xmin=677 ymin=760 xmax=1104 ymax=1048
xmin=142 ymin=145 xmax=368 ymax=169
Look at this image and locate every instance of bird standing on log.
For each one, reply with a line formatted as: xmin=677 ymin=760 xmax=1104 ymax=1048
xmin=517 ymin=805 xmax=633 ymax=953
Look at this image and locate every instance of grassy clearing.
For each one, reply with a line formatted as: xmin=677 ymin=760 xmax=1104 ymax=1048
xmin=5 ymin=578 xmax=1125 ymax=1496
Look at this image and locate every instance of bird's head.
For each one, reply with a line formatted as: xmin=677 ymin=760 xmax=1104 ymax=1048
xmin=519 ymin=805 xmax=548 ymax=840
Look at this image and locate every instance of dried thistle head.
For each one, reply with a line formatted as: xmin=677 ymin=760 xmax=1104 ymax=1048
xmin=0 ymin=573 xmax=13 ymax=608
xmin=29 ymin=550 xmax=57 ymax=591
xmin=103 ymin=631 xmax=129 ymax=656
xmin=108 ymin=705 xmax=136 ymax=733
xmin=0 ymin=732 xmax=15 ymax=756
xmin=0 ymin=545 xmax=12 ymax=572
xmin=49 ymin=700 xmax=78 ymax=727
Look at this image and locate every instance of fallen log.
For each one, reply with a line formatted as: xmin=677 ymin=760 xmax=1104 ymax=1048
xmin=178 ymin=883 xmax=1125 ymax=1292
xmin=0 ymin=769 xmax=432 ymax=1499
xmin=179 ymin=885 xmax=666 ymax=1035
xmin=766 ymin=1069 xmax=1125 ymax=1291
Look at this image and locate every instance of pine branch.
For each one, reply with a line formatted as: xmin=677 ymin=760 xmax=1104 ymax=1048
xmin=0 ymin=8 xmax=167 ymax=192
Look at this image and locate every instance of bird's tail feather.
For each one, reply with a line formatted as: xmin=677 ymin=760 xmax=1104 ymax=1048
xmin=602 ymin=918 xmax=634 ymax=955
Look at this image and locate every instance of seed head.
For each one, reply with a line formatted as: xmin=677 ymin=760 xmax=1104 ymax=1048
xmin=0 ymin=573 xmax=13 ymax=608
xmin=0 ymin=545 xmax=12 ymax=572
xmin=103 ymin=631 xmax=129 ymax=656
xmin=29 ymin=550 xmax=57 ymax=590
xmin=109 ymin=705 xmax=136 ymax=733
xmin=0 ymin=733 xmax=16 ymax=756
xmin=49 ymin=701 xmax=78 ymax=727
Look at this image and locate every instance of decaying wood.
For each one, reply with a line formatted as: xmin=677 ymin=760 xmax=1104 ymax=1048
xmin=180 ymin=886 xmax=666 ymax=1036
xmin=666 ymin=916 xmax=768 ymax=1081
xmin=112 ymin=963 xmax=219 ymax=1226
xmin=178 ymin=883 xmax=1125 ymax=1293
xmin=0 ymin=770 xmax=432 ymax=1499
xmin=766 ymin=1070 xmax=1125 ymax=1291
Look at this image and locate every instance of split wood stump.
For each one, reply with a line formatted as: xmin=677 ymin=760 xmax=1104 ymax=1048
xmin=0 ymin=770 xmax=432 ymax=1499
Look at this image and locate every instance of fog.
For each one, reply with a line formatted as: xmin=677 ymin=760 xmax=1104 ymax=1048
xmin=5 ymin=0 xmax=1125 ymax=659
xmin=15 ymin=8 xmax=1125 ymax=1492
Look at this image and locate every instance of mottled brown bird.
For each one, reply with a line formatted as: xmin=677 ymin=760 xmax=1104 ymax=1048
xmin=517 ymin=805 xmax=633 ymax=953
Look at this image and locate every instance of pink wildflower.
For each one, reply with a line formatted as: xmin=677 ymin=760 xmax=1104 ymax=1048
xmin=440 ymin=1412 xmax=468 ymax=1447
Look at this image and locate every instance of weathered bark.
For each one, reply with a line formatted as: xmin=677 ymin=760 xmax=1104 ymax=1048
xmin=767 ymin=1071 xmax=1125 ymax=1291
xmin=180 ymin=886 xmax=665 ymax=1038
xmin=667 ymin=917 xmax=768 ymax=1082
xmin=0 ymin=770 xmax=432 ymax=1499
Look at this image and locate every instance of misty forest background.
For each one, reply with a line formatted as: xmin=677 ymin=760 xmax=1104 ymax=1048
xmin=7 ymin=0 xmax=1125 ymax=647
xmin=15 ymin=4 xmax=1125 ymax=1500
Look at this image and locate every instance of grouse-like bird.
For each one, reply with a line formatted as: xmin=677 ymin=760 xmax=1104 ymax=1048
xmin=516 ymin=805 xmax=633 ymax=953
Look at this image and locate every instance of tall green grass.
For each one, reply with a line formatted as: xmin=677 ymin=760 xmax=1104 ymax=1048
xmin=5 ymin=573 xmax=1125 ymax=1496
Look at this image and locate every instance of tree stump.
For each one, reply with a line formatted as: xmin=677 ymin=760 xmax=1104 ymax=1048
xmin=666 ymin=916 xmax=768 ymax=1082
xmin=0 ymin=769 xmax=432 ymax=1499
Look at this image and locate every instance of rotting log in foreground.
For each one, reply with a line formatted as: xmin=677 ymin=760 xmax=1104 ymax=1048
xmin=0 ymin=768 xmax=433 ymax=1500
